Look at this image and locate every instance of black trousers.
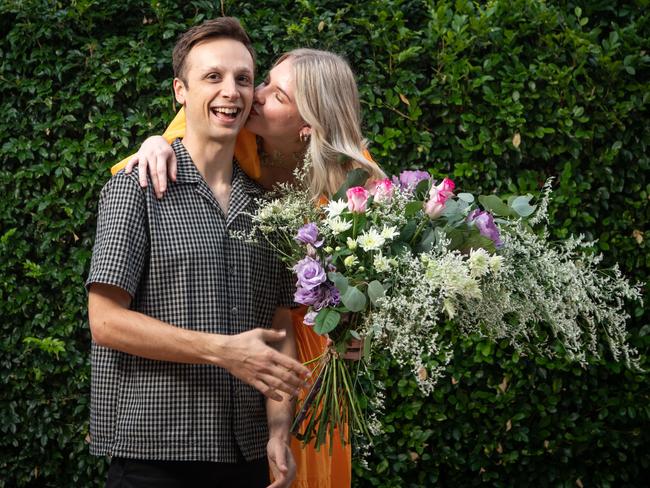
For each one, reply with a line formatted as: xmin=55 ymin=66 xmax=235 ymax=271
xmin=105 ymin=456 xmax=270 ymax=488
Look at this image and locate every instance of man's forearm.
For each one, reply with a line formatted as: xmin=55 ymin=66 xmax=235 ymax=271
xmin=89 ymin=284 xmax=310 ymax=400
xmin=88 ymin=283 xmax=228 ymax=366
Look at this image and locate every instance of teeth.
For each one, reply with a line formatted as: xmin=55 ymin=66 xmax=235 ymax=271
xmin=212 ymin=107 xmax=239 ymax=115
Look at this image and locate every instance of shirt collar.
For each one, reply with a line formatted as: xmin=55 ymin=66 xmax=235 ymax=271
xmin=172 ymin=138 xmax=264 ymax=198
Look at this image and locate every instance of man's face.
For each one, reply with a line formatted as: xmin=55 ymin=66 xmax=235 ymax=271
xmin=174 ymin=38 xmax=254 ymax=143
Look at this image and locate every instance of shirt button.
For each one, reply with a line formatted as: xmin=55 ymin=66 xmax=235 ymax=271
xmin=229 ymin=266 xmax=236 ymax=275
xmin=231 ymin=306 xmax=238 ymax=316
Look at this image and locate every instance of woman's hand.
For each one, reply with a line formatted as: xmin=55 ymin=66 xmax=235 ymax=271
xmin=125 ymin=135 xmax=177 ymax=199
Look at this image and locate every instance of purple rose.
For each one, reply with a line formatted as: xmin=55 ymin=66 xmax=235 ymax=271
xmin=313 ymin=282 xmax=341 ymax=310
xmin=295 ymin=223 xmax=324 ymax=247
xmin=294 ymin=256 xmax=327 ymax=290
xmin=468 ymin=209 xmax=503 ymax=247
xmin=294 ymin=286 xmax=321 ymax=306
xmin=392 ymin=170 xmax=430 ymax=191
xmin=294 ymin=282 xmax=341 ymax=310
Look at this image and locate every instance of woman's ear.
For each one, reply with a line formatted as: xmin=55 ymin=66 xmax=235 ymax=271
xmin=299 ymin=125 xmax=312 ymax=142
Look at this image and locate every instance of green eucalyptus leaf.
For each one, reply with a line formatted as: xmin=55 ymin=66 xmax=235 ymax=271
xmin=327 ymin=272 xmax=349 ymax=294
xmin=367 ymin=280 xmax=386 ymax=306
xmin=511 ymin=195 xmax=537 ymax=218
xmin=341 ymin=285 xmax=367 ymax=312
xmin=478 ymin=194 xmax=516 ymax=217
xmin=313 ymin=308 xmax=341 ymax=335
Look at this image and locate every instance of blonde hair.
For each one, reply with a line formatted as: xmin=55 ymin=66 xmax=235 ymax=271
xmin=274 ymin=49 xmax=385 ymax=199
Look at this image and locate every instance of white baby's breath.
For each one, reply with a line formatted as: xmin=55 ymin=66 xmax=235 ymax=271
xmin=468 ymin=248 xmax=491 ymax=277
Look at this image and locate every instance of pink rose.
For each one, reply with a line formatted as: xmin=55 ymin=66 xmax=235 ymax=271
xmin=346 ymin=186 xmax=369 ymax=213
xmin=424 ymin=177 xmax=455 ymax=219
xmin=368 ymin=178 xmax=394 ymax=203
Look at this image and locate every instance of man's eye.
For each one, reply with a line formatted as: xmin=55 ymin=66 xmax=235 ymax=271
xmin=207 ymin=73 xmax=220 ymax=81
xmin=238 ymin=76 xmax=251 ymax=84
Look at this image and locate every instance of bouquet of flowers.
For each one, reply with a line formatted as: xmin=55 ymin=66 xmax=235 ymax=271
xmin=252 ymin=166 xmax=641 ymax=451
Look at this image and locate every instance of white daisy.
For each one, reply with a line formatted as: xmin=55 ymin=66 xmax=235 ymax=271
xmin=357 ymin=228 xmax=386 ymax=251
xmin=326 ymin=217 xmax=353 ymax=235
xmin=324 ymin=199 xmax=348 ymax=218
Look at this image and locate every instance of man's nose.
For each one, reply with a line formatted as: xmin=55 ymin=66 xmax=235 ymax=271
xmin=221 ymin=76 xmax=240 ymax=99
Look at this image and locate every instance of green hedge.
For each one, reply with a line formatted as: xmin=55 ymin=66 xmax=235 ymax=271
xmin=0 ymin=0 xmax=647 ymax=486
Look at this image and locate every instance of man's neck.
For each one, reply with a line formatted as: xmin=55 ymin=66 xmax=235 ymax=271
xmin=181 ymin=131 xmax=236 ymax=216
xmin=182 ymin=131 xmax=236 ymax=187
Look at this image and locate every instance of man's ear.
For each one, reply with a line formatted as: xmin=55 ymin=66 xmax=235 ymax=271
xmin=173 ymin=78 xmax=187 ymax=106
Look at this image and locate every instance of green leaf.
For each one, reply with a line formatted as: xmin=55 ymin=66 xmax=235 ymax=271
xmin=457 ymin=193 xmax=475 ymax=203
xmin=478 ymin=194 xmax=516 ymax=217
xmin=313 ymin=308 xmax=341 ymax=335
xmin=1 ymin=227 xmax=17 ymax=244
xmin=332 ymin=169 xmax=370 ymax=201
xmin=415 ymin=228 xmax=437 ymax=253
xmin=327 ymin=272 xmax=349 ymax=294
xmin=341 ymin=285 xmax=367 ymax=312
xmin=367 ymin=280 xmax=385 ymax=306
xmin=405 ymin=201 xmax=423 ymax=217
xmin=399 ymin=219 xmax=418 ymax=241
xmin=510 ymin=195 xmax=537 ymax=218
xmin=414 ymin=178 xmax=431 ymax=199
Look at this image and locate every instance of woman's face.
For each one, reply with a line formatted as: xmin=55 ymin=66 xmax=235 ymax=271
xmin=245 ymin=58 xmax=306 ymax=143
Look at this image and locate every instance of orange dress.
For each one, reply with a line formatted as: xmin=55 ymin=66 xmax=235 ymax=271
xmin=111 ymin=108 xmax=352 ymax=488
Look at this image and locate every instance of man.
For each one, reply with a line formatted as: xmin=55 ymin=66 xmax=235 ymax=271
xmin=86 ymin=17 xmax=308 ymax=487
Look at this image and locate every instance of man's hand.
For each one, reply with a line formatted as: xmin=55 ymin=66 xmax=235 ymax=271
xmin=221 ymin=328 xmax=310 ymax=401
xmin=266 ymin=436 xmax=296 ymax=488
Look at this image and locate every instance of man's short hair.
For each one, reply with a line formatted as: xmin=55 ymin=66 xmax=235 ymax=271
xmin=172 ymin=17 xmax=255 ymax=84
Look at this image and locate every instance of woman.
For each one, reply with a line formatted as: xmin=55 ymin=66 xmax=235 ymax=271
xmin=112 ymin=48 xmax=385 ymax=488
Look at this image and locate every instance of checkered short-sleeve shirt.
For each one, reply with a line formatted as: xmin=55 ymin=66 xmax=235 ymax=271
xmin=86 ymin=139 xmax=295 ymax=462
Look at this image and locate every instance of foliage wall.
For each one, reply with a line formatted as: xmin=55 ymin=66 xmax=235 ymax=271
xmin=0 ymin=0 xmax=647 ymax=486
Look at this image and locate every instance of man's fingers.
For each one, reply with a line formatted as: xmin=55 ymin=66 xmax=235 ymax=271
xmin=257 ymin=371 xmax=301 ymax=399
xmin=252 ymin=379 xmax=283 ymax=401
xmin=261 ymin=328 xmax=287 ymax=343
xmin=260 ymin=329 xmax=310 ymax=378
xmin=270 ymin=352 xmax=310 ymax=380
